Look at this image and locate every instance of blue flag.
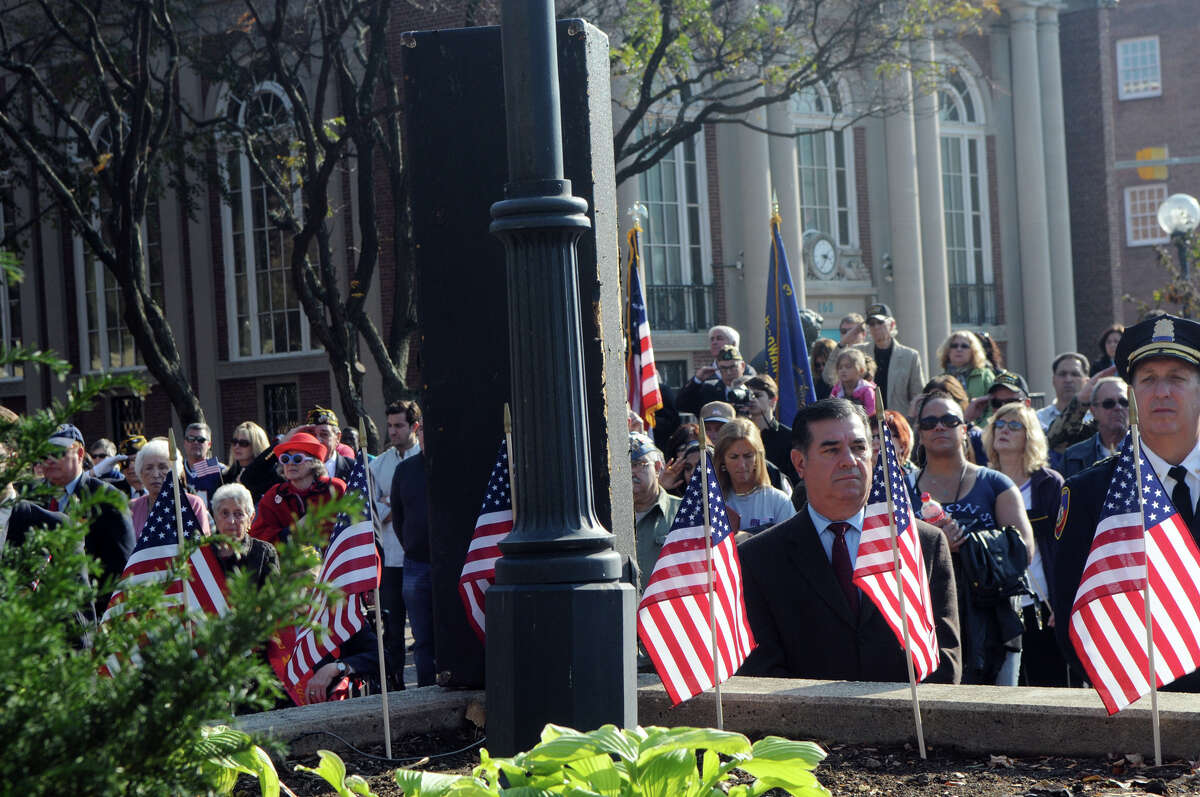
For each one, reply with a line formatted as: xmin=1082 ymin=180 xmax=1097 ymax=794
xmin=765 ymin=213 xmax=816 ymax=425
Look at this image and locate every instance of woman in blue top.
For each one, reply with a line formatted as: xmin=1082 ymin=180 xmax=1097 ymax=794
xmin=910 ymin=392 xmax=1035 ymax=686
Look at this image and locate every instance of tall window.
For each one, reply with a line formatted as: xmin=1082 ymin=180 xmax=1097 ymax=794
xmin=221 ymin=83 xmax=315 ymax=358
xmin=75 ymin=117 xmax=164 ymax=373
xmin=1116 ymin=37 xmax=1162 ymax=100
xmin=636 ymin=129 xmax=714 ymax=331
xmin=1124 ymin=184 xmax=1169 ymax=246
xmin=0 ymin=200 xmax=20 ymax=380
xmin=263 ymin=382 xmax=300 ymax=437
xmin=939 ymin=70 xmax=994 ymax=326
xmin=791 ymin=83 xmax=856 ymax=248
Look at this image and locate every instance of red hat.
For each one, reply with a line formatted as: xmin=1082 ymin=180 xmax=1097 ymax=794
xmin=274 ymin=432 xmax=327 ymax=462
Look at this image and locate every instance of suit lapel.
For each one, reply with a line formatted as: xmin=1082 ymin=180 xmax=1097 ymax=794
xmin=787 ymin=510 xmax=857 ymax=626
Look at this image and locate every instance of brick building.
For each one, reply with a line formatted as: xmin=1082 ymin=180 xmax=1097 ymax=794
xmin=1062 ymin=0 xmax=1200 ymax=360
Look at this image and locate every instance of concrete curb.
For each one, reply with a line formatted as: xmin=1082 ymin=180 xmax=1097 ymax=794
xmin=236 ymin=686 xmax=485 ymax=756
xmin=236 ymin=676 xmax=1200 ymax=761
xmin=637 ymin=674 xmax=1200 ymax=760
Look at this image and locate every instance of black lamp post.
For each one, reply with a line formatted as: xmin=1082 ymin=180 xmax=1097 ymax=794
xmin=486 ymin=0 xmax=637 ymax=756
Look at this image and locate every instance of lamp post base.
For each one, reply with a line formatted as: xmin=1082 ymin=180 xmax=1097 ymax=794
xmin=485 ymin=579 xmax=637 ymax=755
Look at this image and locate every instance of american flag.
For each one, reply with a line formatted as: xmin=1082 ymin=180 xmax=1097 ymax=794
xmin=853 ymin=424 xmax=940 ymax=681
xmin=189 ymin=457 xmax=222 ymax=479
xmin=1069 ymin=437 xmax=1200 ymax=714
xmin=102 ymin=481 xmax=227 ymax=622
xmin=285 ymin=454 xmax=381 ymax=693
xmin=637 ymin=452 xmax=755 ymax=704
xmin=458 ymin=439 xmax=512 ymax=642
xmin=626 ymin=224 xmax=663 ymax=428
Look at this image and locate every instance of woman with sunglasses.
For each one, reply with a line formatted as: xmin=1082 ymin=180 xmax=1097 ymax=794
xmin=936 ymin=331 xmax=995 ymax=400
xmin=249 ymin=431 xmax=347 ymax=546
xmin=221 ymin=421 xmax=283 ymax=505
xmin=982 ymin=403 xmax=1071 ymax=686
xmin=911 ymin=391 xmax=1035 ymax=686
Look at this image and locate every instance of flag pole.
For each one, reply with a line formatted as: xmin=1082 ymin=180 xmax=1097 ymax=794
xmin=874 ymin=388 xmax=926 ymax=758
xmin=1127 ymin=391 xmax=1161 ymax=766
xmin=167 ymin=430 xmax=186 ymax=551
xmin=697 ymin=420 xmax=723 ymax=729
xmin=359 ymin=419 xmax=393 ymax=759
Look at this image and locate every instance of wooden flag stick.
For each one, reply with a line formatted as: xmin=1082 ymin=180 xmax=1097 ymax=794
xmin=358 ymin=418 xmax=392 ymax=759
xmin=1128 ymin=391 xmax=1162 ymax=766
xmin=697 ymin=421 xmax=723 ymax=729
xmin=167 ymin=430 xmax=193 ymax=619
xmin=874 ymin=388 xmax=926 ymax=759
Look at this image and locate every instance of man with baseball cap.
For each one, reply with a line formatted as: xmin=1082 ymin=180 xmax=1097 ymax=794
xmin=1053 ymin=313 xmax=1200 ymax=691
xmin=678 ymin=345 xmax=748 ymax=415
xmin=630 ymin=432 xmax=680 ymax=591
xmin=304 ymin=406 xmax=355 ymax=482
xmin=40 ymin=422 xmax=135 ymax=594
xmin=822 ymin=303 xmax=925 ymax=416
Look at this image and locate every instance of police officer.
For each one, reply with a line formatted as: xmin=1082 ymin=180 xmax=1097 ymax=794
xmin=1052 ymin=312 xmax=1200 ymax=691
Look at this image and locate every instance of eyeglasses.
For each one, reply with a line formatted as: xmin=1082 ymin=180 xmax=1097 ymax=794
xmin=1097 ymin=397 xmax=1129 ymax=410
xmin=231 ymin=438 xmax=252 ymax=447
xmin=185 ymin=435 xmax=208 ymax=444
xmin=717 ymin=364 xmax=741 ymax=372
xmin=993 ymin=419 xmax=1025 ymax=431
xmin=278 ymin=453 xmax=314 ymax=464
xmin=839 ymin=326 xmax=857 ymax=335
xmin=990 ymin=397 xmax=1021 ymax=410
xmin=948 ymin=342 xmax=971 ymax=350
xmin=918 ymin=414 xmax=964 ymax=431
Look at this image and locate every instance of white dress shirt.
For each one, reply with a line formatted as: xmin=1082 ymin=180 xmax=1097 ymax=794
xmin=1142 ymin=438 xmax=1200 ymax=513
xmin=368 ymin=442 xmax=421 ymax=567
xmin=806 ymin=504 xmax=866 ymax=567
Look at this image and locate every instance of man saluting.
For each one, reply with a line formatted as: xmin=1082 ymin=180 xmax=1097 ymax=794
xmin=1053 ymin=312 xmax=1200 ymax=692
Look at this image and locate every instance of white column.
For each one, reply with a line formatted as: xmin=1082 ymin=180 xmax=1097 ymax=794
xmin=912 ymin=37 xmax=951 ymax=355
xmin=990 ymin=20 xmax=1027 ymax=379
xmin=1009 ymin=3 xmax=1055 ymax=391
xmin=884 ymin=71 xmax=929 ymax=374
xmin=715 ymin=115 xmax=772 ymax=343
xmin=766 ymin=102 xmax=807 ymax=308
xmin=1038 ymin=4 xmax=1077 ymax=353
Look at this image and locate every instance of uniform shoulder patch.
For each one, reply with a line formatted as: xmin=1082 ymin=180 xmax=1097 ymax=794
xmin=1054 ymin=485 xmax=1070 ymax=540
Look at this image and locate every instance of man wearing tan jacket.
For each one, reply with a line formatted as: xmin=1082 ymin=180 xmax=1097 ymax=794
xmin=823 ymin=303 xmax=925 ymax=416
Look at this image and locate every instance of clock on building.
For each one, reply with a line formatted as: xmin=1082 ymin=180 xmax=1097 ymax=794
xmin=802 ymin=230 xmax=839 ymax=280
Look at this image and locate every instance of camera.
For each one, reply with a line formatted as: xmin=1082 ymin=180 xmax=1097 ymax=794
xmin=727 ymin=385 xmax=753 ymax=414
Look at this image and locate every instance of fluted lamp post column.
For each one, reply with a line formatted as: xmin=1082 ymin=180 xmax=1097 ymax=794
xmin=486 ymin=0 xmax=637 ymax=756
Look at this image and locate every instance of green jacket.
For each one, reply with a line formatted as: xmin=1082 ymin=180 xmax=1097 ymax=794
xmin=634 ymin=487 xmax=681 ymax=592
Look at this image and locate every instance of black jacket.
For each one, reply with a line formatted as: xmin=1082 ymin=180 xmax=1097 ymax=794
xmin=5 ymin=500 xmax=67 ymax=550
xmin=738 ymin=507 xmax=961 ymax=684
xmin=222 ymin=449 xmax=285 ymax=505
xmin=59 ymin=475 xmax=135 ymax=590
xmin=391 ymin=452 xmax=430 ymax=562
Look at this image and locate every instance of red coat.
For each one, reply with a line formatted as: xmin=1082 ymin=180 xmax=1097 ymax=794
xmin=250 ymin=475 xmax=347 ymax=546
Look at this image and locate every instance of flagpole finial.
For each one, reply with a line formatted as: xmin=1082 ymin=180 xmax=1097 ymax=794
xmin=627 ymin=201 xmax=648 ymax=231
xmin=770 ymin=192 xmax=781 ymax=226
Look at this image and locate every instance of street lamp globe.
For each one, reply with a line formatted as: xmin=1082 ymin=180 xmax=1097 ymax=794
xmin=1157 ymin=192 xmax=1200 ymax=237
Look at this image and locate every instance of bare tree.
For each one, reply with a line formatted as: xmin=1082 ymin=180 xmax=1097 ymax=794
xmin=559 ymin=0 xmax=998 ymax=184
xmin=0 ymin=0 xmax=206 ymax=422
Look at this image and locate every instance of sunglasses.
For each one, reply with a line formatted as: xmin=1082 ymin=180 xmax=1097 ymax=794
xmin=948 ymin=342 xmax=971 ymax=350
xmin=278 ymin=453 xmax=314 ymax=464
xmin=990 ymin=397 xmax=1021 ymax=409
xmin=185 ymin=435 xmax=208 ymax=443
xmin=231 ymin=438 xmax=252 ymax=447
xmin=1097 ymin=397 xmax=1129 ymax=410
xmin=993 ymin=419 xmax=1025 ymax=431
xmin=918 ymin=414 xmax=965 ymax=431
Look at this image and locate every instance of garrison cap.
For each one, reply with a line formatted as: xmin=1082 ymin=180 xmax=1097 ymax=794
xmin=716 ymin=344 xmax=743 ymax=362
xmin=1114 ymin=313 xmax=1200 ymax=381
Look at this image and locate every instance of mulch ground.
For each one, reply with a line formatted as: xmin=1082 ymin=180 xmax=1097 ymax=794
xmin=270 ymin=728 xmax=1200 ymax=796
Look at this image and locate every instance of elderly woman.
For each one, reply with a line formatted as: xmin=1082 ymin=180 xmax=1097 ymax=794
xmin=129 ymin=437 xmax=211 ymax=541
xmin=210 ymin=483 xmax=278 ymax=586
xmin=221 ymin=421 xmax=283 ymax=504
xmin=982 ymin=402 xmax=1070 ymax=686
xmin=936 ymin=330 xmax=995 ymax=400
xmin=715 ymin=418 xmax=794 ymax=535
xmin=249 ymin=432 xmax=346 ymax=546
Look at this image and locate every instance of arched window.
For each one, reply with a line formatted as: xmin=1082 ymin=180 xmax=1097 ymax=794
xmin=938 ymin=68 xmax=994 ymax=326
xmin=635 ymin=122 xmax=714 ymax=333
xmin=219 ymin=82 xmax=316 ymax=358
xmin=790 ymin=82 xmax=857 ymax=248
xmin=73 ymin=116 xmax=164 ymax=372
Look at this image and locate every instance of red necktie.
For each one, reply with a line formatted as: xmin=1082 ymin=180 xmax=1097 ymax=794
xmin=49 ymin=497 xmax=59 ymax=512
xmin=828 ymin=521 xmax=859 ymax=612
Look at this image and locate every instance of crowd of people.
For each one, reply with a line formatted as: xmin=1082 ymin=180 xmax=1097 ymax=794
xmin=0 ymin=401 xmax=426 ymax=705
xmin=631 ymin=305 xmax=1152 ymax=689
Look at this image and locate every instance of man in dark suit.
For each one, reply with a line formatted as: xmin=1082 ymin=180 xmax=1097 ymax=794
xmin=40 ymin=424 xmax=135 ymax=592
xmin=737 ymin=398 xmax=961 ymax=683
xmin=676 ymin=345 xmax=748 ymax=415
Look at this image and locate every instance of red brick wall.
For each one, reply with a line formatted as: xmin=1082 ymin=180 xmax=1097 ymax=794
xmin=219 ymin=376 xmax=259 ymax=435
xmin=144 ymin=386 xmax=173 ymax=438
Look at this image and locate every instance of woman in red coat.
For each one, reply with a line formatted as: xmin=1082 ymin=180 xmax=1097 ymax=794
xmin=249 ymin=432 xmax=346 ymax=546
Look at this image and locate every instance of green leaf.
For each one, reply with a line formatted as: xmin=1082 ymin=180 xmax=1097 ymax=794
xmin=736 ymin=738 xmax=830 ymax=795
xmin=566 ymin=753 xmax=624 ymax=795
xmin=296 ymin=750 xmax=377 ymax=797
xmin=635 ymin=747 xmax=697 ymax=797
xmin=393 ymin=768 xmax=488 ymax=796
xmin=637 ymin=726 xmax=752 ymax=761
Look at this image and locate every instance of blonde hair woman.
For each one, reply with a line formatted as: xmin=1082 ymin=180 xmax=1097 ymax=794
xmin=221 ymin=421 xmax=282 ymax=504
xmin=714 ymin=418 xmax=794 ymax=535
xmin=936 ymin=330 xmax=995 ymax=400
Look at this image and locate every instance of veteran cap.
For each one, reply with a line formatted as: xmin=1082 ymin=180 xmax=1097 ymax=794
xmin=987 ymin=370 xmax=1029 ymax=397
xmin=629 ymin=432 xmax=659 ymax=462
xmin=1114 ymin=313 xmax=1200 ymax=381
xmin=306 ymin=405 xmax=339 ymax=427
xmin=865 ymin=303 xmax=892 ymax=322
xmin=700 ymin=401 xmax=736 ymax=425
xmin=716 ymin=344 xmax=743 ymax=362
